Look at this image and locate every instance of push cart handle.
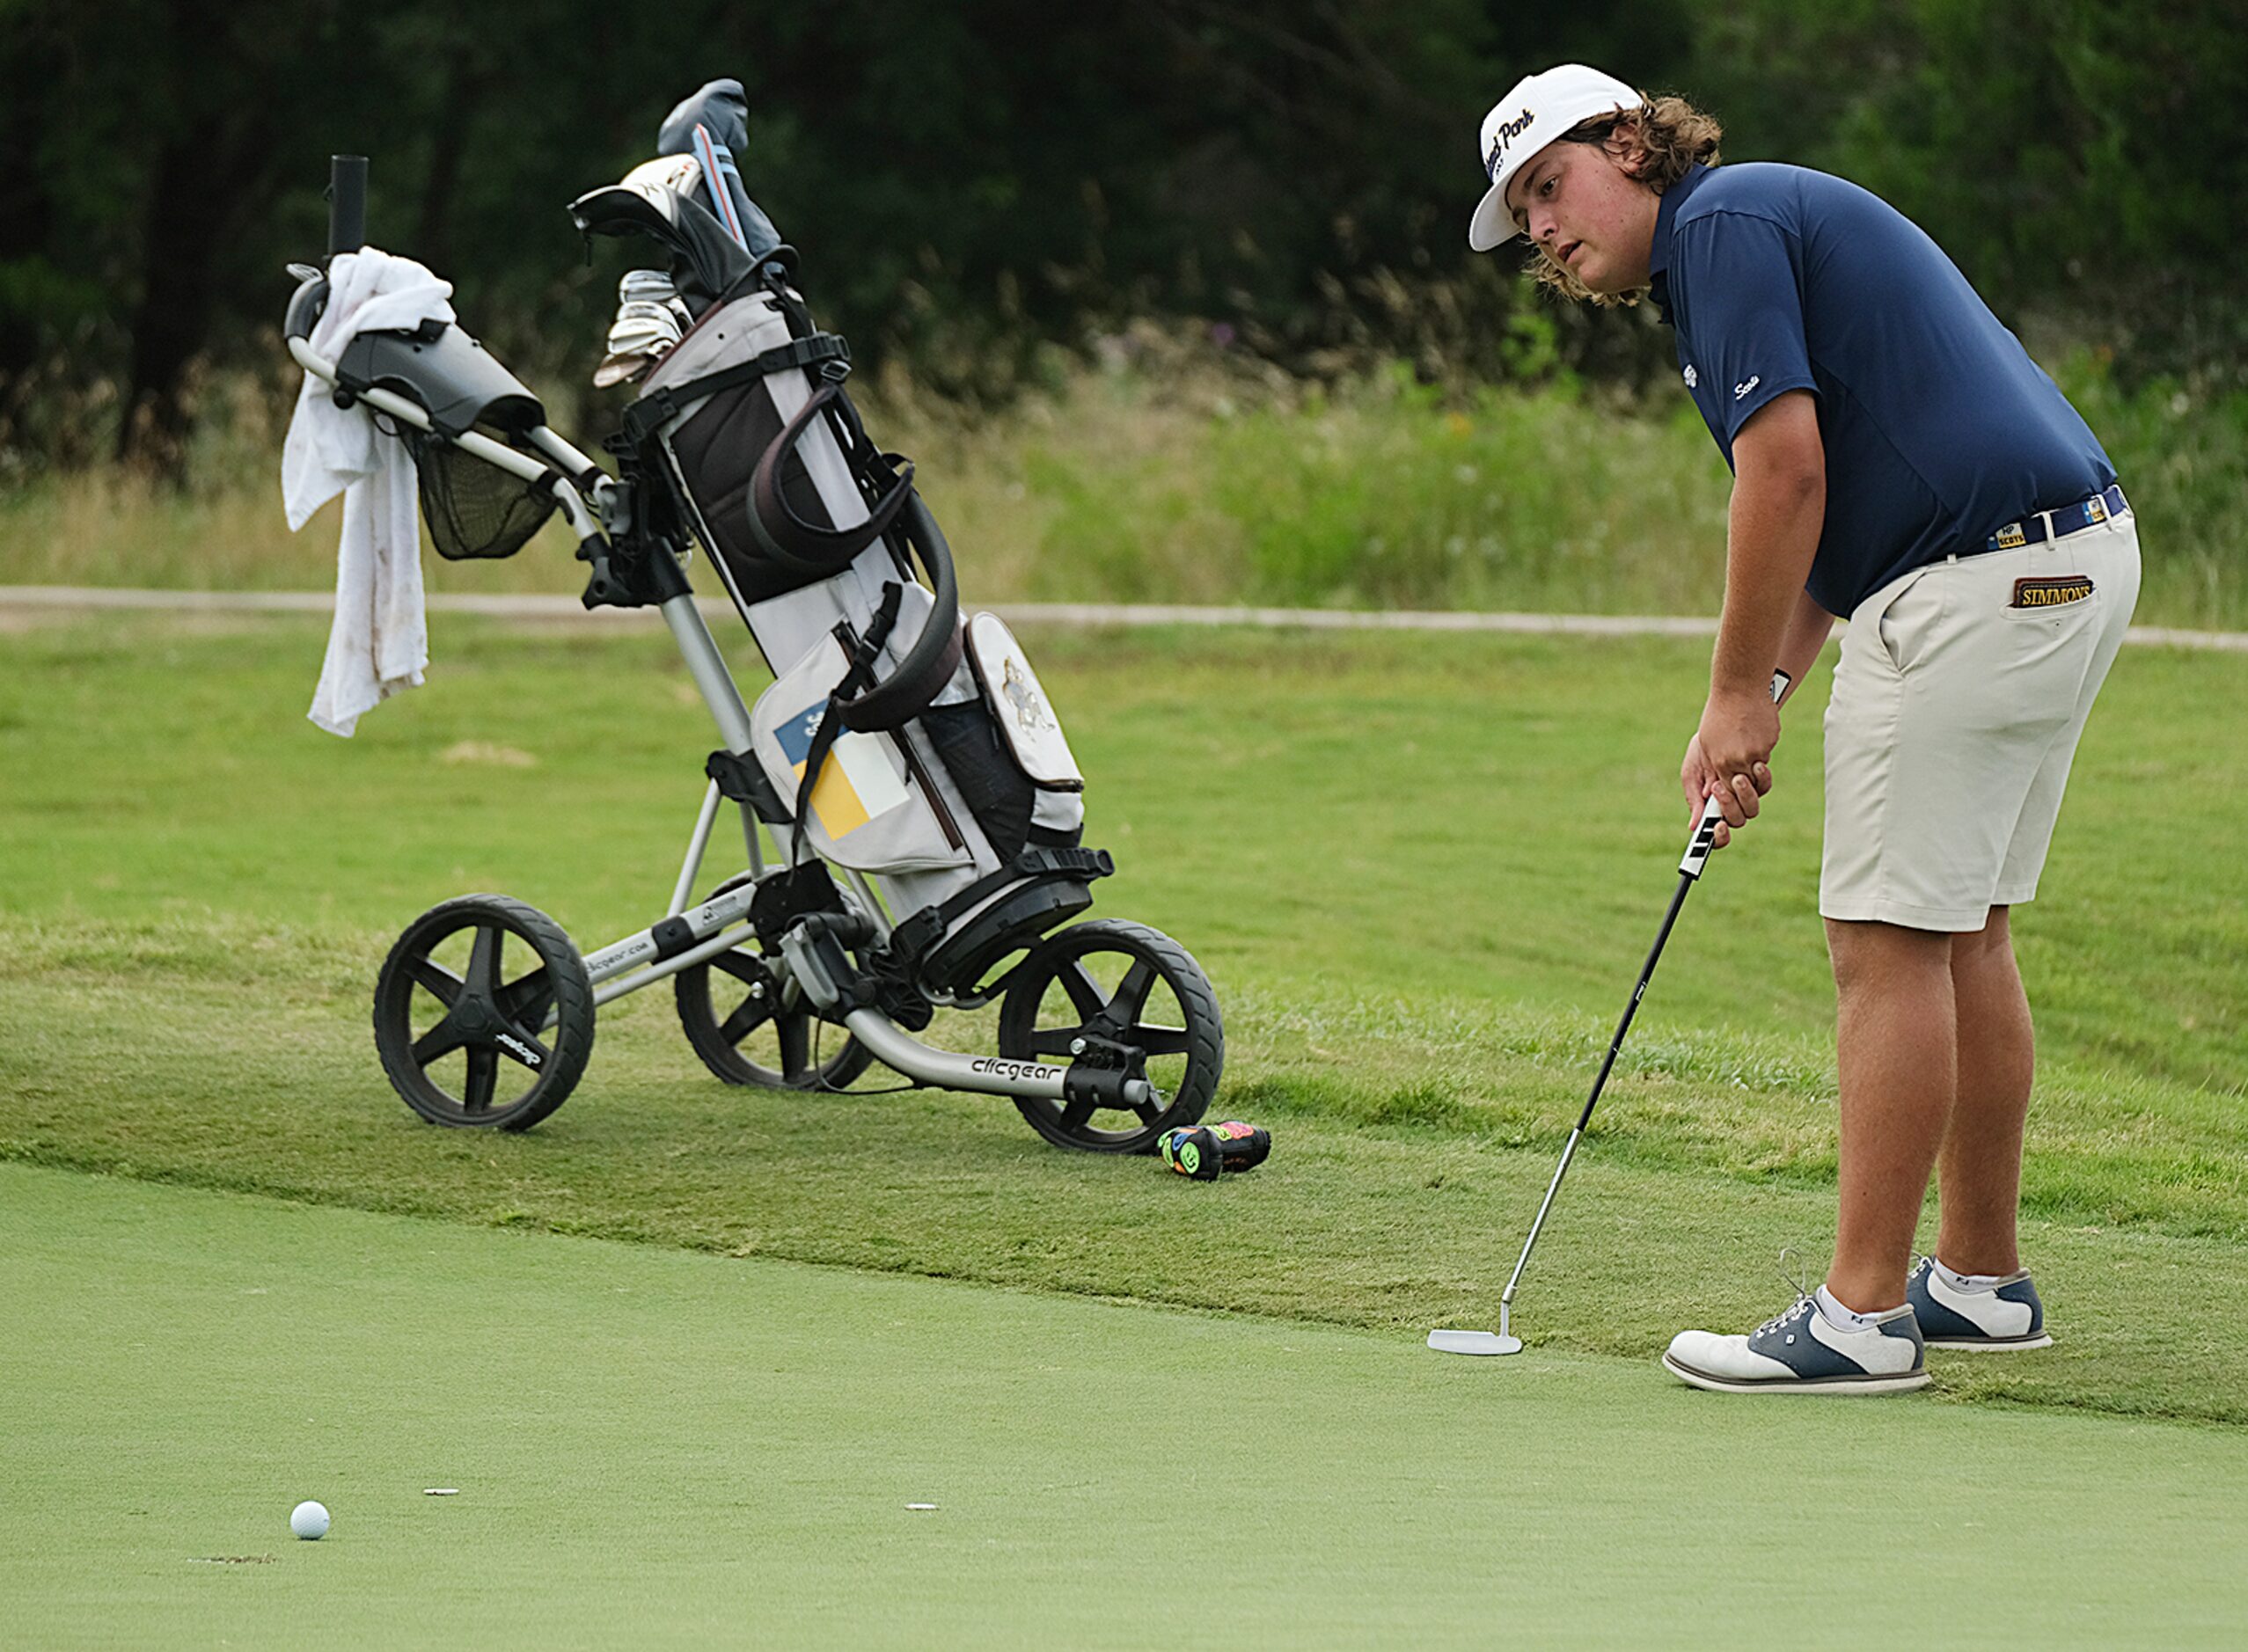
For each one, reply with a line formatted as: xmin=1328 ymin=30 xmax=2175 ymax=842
xmin=284 ymin=267 xmax=327 ymax=343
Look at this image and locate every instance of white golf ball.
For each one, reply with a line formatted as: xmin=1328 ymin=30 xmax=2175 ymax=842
xmin=289 ymin=1500 xmax=331 ymax=1540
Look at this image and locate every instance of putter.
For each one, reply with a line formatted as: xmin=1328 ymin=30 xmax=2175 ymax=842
xmin=1429 ymin=670 xmax=1787 ymax=1357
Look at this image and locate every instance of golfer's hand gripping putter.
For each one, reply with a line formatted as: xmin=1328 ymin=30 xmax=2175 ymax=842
xmin=1427 ymin=671 xmax=1786 ymax=1357
xmin=1681 ymin=666 xmax=1789 ymax=874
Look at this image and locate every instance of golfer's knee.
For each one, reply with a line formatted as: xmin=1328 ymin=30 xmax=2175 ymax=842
xmin=1951 ymin=905 xmax=2013 ymax=971
xmin=1825 ymin=917 xmax=1951 ymax=998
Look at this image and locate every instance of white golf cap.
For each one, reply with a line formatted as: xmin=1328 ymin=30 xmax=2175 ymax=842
xmin=1468 ymin=64 xmax=1643 ymax=251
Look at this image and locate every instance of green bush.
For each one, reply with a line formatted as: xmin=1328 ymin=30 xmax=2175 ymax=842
xmin=2051 ymin=355 xmax=2248 ymax=628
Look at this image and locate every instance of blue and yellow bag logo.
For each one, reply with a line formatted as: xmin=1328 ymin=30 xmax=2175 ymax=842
xmin=775 ymin=701 xmax=909 ymax=840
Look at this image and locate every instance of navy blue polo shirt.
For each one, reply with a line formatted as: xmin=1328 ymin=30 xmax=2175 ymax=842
xmin=1648 ymin=163 xmax=2114 ymax=617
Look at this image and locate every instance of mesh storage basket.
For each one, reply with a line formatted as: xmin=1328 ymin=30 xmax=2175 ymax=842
xmin=408 ymin=426 xmax=558 ymax=559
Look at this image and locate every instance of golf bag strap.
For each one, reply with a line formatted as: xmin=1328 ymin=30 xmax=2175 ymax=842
xmin=763 ymin=265 xmax=816 ymax=335
xmin=789 ymin=586 xmax=905 ymax=863
xmin=750 ymin=381 xmax=916 ymax=575
xmin=619 ymin=333 xmax=851 ymax=446
xmin=706 ymin=748 xmax=791 ymax=825
xmin=830 ymin=490 xmax=963 ymax=733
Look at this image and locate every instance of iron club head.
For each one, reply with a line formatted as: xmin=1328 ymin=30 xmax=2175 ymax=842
xmin=1426 ymin=1327 xmax=1525 ymax=1356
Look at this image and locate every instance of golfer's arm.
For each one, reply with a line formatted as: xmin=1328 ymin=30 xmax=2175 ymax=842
xmin=1772 ymin=585 xmax=1835 ymax=708
xmin=1713 ymin=391 xmax=1827 ymax=705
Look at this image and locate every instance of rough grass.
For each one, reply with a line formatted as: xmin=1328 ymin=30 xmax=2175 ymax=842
xmin=1 ymin=614 xmax=2243 ymax=1425
xmin=3 ymin=351 xmax=2243 ymax=627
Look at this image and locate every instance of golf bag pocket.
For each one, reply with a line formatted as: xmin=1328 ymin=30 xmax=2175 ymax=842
xmin=962 ymin=613 xmax=1086 ymax=843
xmin=750 ymin=634 xmax=971 ymax=875
xmin=965 ymin=614 xmax=1083 ymax=791
xmin=915 ymin=700 xmax=1037 ymax=861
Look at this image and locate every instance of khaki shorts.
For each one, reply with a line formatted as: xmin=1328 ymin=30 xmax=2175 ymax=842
xmin=1820 ymin=513 xmax=2141 ymax=932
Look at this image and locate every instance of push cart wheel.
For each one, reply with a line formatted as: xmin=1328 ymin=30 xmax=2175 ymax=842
xmin=373 ymin=895 xmax=595 ymax=1131
xmin=675 ymin=948 xmax=875 ymax=1091
xmin=996 ymin=918 xmax=1223 ymax=1153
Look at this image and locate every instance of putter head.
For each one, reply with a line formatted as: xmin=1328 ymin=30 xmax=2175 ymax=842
xmin=1426 ymin=1327 xmax=1524 ymax=1356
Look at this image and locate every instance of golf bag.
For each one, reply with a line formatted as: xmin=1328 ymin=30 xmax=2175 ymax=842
xmin=286 ymin=85 xmax=1223 ymax=1151
xmin=612 ymin=264 xmax=1101 ymax=1005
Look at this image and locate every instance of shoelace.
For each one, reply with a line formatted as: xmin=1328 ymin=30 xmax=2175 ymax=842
xmin=1753 ymin=1246 xmax=1819 ymax=1338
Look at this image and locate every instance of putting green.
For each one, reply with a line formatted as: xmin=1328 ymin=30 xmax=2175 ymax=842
xmin=4 ymin=1165 xmax=2243 ymax=1648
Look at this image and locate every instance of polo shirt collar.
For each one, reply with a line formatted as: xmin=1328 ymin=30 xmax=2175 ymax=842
xmin=1647 ymin=162 xmax=1712 ymax=321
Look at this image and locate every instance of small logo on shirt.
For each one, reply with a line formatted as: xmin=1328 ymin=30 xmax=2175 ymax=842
xmin=1732 ymin=375 xmax=1761 ymax=401
xmin=1681 ymin=365 xmax=1698 ymax=389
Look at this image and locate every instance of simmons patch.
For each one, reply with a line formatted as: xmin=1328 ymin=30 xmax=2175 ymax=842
xmin=2011 ymin=575 xmax=2094 ymax=610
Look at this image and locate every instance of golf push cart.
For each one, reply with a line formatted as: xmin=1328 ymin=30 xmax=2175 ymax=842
xmin=281 ymin=114 xmax=1222 ymax=1151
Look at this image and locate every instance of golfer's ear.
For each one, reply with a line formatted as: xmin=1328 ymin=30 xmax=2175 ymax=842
xmin=1607 ymin=117 xmax=1651 ymax=177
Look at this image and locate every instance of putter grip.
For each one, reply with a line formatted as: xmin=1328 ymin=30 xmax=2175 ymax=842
xmin=1679 ymin=796 xmax=1724 ymax=878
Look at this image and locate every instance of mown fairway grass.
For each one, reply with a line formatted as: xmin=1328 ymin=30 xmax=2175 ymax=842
xmin=9 ymin=1163 xmax=2248 ymax=1648
xmin=1 ymin=612 xmax=2243 ymax=1429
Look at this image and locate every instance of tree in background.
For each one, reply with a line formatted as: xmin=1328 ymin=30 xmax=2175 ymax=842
xmin=1687 ymin=0 xmax=2245 ymax=380
xmin=0 ymin=0 xmax=1705 ymax=473
xmin=0 ymin=0 xmax=2232 ymax=479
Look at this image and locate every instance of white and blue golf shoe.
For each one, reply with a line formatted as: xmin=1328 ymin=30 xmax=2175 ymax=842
xmin=1906 ymin=1255 xmax=2053 ymax=1351
xmin=1663 ymin=1290 xmax=1930 ymax=1394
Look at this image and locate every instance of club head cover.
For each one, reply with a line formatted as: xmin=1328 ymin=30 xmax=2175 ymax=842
xmin=1205 ymin=1120 xmax=1271 ymax=1172
xmin=1160 ymin=1121 xmax=1271 ymax=1180
xmin=1160 ymin=1126 xmax=1222 ymax=1181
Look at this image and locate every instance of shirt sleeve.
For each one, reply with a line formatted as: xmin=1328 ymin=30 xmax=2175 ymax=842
xmin=1669 ymin=211 xmax=1818 ymax=446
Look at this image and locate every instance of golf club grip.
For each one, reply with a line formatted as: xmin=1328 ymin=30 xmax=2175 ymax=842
xmin=1679 ymin=795 xmax=1725 ymax=878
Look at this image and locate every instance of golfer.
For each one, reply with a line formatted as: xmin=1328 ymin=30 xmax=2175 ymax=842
xmin=1468 ymin=66 xmax=2140 ymax=1393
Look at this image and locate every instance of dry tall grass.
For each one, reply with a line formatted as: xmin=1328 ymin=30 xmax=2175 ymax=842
xmin=3 ymin=333 xmax=2238 ymax=627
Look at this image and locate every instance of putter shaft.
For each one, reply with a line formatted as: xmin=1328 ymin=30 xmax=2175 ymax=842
xmin=1498 ymin=859 xmax=1694 ymax=1309
xmin=1494 ymin=671 xmax=1786 ymax=1321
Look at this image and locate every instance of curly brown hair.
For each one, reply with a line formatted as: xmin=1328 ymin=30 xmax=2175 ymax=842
xmin=1526 ymin=94 xmax=1723 ymax=308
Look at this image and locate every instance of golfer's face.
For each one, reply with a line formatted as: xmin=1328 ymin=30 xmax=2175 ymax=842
xmin=1505 ymin=139 xmax=1657 ymax=295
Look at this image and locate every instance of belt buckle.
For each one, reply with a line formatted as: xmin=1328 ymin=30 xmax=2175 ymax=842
xmin=2086 ymin=495 xmax=2108 ymax=525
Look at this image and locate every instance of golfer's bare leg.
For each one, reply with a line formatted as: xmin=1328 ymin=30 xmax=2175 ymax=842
xmin=1934 ymin=906 xmax=2033 ymax=1275
xmin=1823 ymin=918 xmax=1957 ymax=1312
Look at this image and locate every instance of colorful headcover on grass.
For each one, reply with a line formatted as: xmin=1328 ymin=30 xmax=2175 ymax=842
xmin=775 ymin=700 xmax=910 ymax=840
